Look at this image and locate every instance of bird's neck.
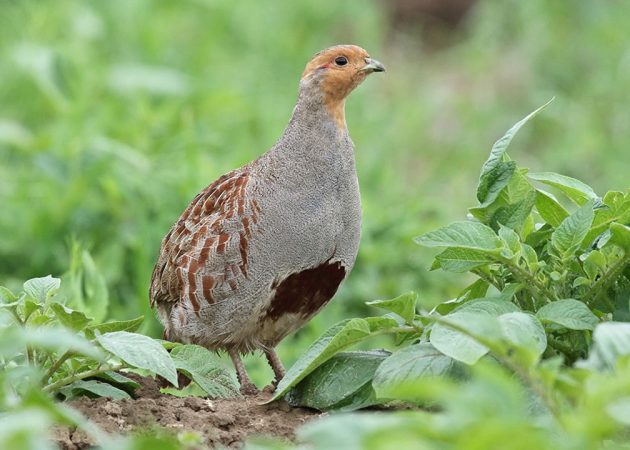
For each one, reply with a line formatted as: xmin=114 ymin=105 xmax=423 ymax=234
xmin=290 ymin=80 xmax=348 ymax=133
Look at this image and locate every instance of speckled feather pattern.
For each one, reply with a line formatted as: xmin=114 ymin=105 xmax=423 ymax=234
xmin=150 ymin=45 xmax=379 ymax=354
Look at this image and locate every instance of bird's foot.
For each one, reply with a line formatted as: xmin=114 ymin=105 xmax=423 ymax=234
xmin=240 ymin=381 xmax=259 ymax=396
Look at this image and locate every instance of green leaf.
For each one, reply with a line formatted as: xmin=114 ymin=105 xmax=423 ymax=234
xmin=453 ymin=297 xmax=520 ymax=316
xmin=85 ymin=316 xmax=144 ymax=339
xmin=372 ymin=343 xmax=461 ymax=399
xmin=23 ymin=275 xmax=60 ymax=303
xmin=96 ymin=331 xmax=178 ymax=386
xmin=578 ymin=322 xmax=630 ymax=371
xmin=365 ymin=316 xmax=403 ymax=332
xmin=271 ymin=318 xmax=373 ymax=400
xmin=0 ymin=286 xmax=17 ymax=303
xmin=169 ymin=344 xmax=239 ymax=398
xmin=430 ymin=313 xmax=501 ymax=365
xmin=459 ymin=279 xmax=490 ymax=301
xmin=477 ymin=161 xmax=517 ymax=207
xmin=286 ymin=350 xmax=388 ymax=411
xmin=535 ymin=190 xmax=569 ymax=227
xmin=415 ymin=221 xmax=502 ymax=251
xmin=93 ymin=371 xmax=140 ymax=391
xmin=23 ymin=299 xmax=41 ymax=319
xmin=50 ymin=302 xmax=93 ymax=331
xmin=366 ymin=292 xmax=417 ymax=324
xmin=476 ymin=99 xmax=553 ymax=205
xmin=0 ymin=326 xmax=105 ymax=361
xmin=609 ymin=223 xmax=630 ymax=251
xmin=528 ymin=172 xmax=598 ymax=206
xmin=59 ymin=379 xmax=131 ymax=400
xmin=434 ymin=247 xmax=496 ymax=273
xmin=537 ymin=299 xmax=598 ymax=331
xmin=80 ymin=250 xmax=109 ymax=323
xmin=497 ymin=312 xmax=547 ymax=358
xmin=161 ymin=383 xmax=208 ymax=398
xmin=550 ymin=200 xmax=595 ymax=260
xmin=491 ymin=190 xmax=537 ymax=233
xmin=498 ymin=224 xmax=521 ymax=256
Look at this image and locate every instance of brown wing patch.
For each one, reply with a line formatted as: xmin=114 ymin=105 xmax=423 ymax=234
xmin=264 ymin=261 xmax=346 ymax=321
xmin=150 ymin=169 xmax=258 ymax=314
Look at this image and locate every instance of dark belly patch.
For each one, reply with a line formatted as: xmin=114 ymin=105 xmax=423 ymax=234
xmin=265 ymin=261 xmax=346 ymax=321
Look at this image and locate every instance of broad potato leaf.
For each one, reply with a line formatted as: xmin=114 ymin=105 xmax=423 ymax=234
xmin=459 ymin=279 xmax=490 ymax=301
xmin=430 ymin=313 xmax=502 ymax=365
xmin=551 ymin=200 xmax=595 ymax=260
xmin=583 ymin=191 xmax=630 ymax=244
xmin=93 ymin=371 xmax=140 ymax=392
xmin=528 ymin=172 xmax=597 ymax=206
xmin=453 ymin=298 xmax=520 ymax=316
xmin=497 ymin=312 xmax=547 ymax=359
xmin=366 ymin=292 xmax=417 ymax=324
xmin=578 ymin=322 xmax=630 ymax=371
xmin=0 ymin=326 xmax=105 ymax=361
xmin=434 ymin=247 xmax=496 ymax=273
xmin=373 ymin=343 xmax=462 ymax=399
xmin=609 ymin=223 xmax=630 ymax=251
xmin=490 ymin=190 xmax=537 ymax=233
xmin=536 ymin=299 xmax=598 ymax=331
xmin=414 ymin=221 xmax=501 ymax=251
xmin=286 ymin=350 xmax=388 ymax=411
xmin=59 ymin=380 xmax=130 ymax=400
xmin=329 ymin=382 xmax=379 ymax=412
xmin=476 ymin=99 xmax=553 ymax=205
xmin=365 ymin=316 xmax=403 ymax=331
xmin=23 ymin=275 xmax=60 ymax=303
xmin=535 ymin=190 xmax=569 ymax=227
xmin=477 ymin=160 xmax=517 ymax=207
xmin=0 ymin=286 xmax=17 ymax=303
xmin=50 ymin=302 xmax=93 ymax=331
xmin=96 ymin=331 xmax=178 ymax=386
xmin=85 ymin=316 xmax=144 ymax=339
xmin=499 ymin=224 xmax=521 ymax=256
xmin=271 ymin=318 xmax=373 ymax=400
xmin=169 ymin=344 xmax=239 ymax=398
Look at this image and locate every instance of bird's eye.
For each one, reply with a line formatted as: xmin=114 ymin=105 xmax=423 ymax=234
xmin=334 ymin=56 xmax=348 ymax=66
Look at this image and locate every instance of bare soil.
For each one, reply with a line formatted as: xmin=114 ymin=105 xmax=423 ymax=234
xmin=51 ymin=375 xmax=321 ymax=449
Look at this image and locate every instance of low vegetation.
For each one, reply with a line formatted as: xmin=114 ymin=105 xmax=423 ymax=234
xmin=4 ymin=106 xmax=630 ymax=449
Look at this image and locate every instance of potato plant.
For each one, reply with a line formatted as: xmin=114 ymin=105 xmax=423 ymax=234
xmin=0 ymin=273 xmax=238 ymax=448
xmin=264 ymin=103 xmax=630 ymax=449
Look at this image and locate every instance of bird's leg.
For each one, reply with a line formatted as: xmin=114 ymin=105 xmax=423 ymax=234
xmin=228 ymin=348 xmax=258 ymax=396
xmin=264 ymin=348 xmax=286 ymax=387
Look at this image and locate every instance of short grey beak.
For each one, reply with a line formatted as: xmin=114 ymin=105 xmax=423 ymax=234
xmin=361 ymin=57 xmax=385 ymax=73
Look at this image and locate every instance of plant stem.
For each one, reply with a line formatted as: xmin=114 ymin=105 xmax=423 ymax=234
xmin=42 ymin=350 xmax=74 ymax=384
xmin=471 ymin=269 xmax=502 ymax=291
xmin=43 ymin=363 xmax=125 ymax=394
xmin=583 ymin=255 xmax=630 ymax=308
xmin=502 ymin=259 xmax=557 ymax=304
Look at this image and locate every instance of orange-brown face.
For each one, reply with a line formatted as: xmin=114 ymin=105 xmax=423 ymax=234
xmin=301 ymin=45 xmax=385 ymax=128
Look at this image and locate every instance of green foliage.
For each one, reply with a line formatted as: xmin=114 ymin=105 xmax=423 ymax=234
xmin=261 ymin=106 xmax=630 ymax=449
xmin=0 ymin=275 xmax=239 ymax=448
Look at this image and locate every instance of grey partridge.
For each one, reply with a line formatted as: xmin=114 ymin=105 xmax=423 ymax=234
xmin=150 ymin=45 xmax=385 ymax=394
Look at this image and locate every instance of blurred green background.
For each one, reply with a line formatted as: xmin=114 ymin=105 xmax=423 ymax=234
xmin=1 ymin=0 xmax=629 ymax=384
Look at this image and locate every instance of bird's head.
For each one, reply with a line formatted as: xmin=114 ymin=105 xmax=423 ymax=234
xmin=299 ymin=45 xmax=385 ymax=128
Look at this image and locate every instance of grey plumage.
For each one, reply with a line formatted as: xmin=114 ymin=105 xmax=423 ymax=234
xmin=150 ymin=44 xmax=384 ymax=393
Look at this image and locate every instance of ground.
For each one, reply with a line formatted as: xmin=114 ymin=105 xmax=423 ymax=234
xmin=51 ymin=376 xmax=321 ymax=449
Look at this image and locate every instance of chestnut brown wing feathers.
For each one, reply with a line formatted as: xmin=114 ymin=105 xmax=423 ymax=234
xmin=150 ymin=169 xmax=257 ymax=313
